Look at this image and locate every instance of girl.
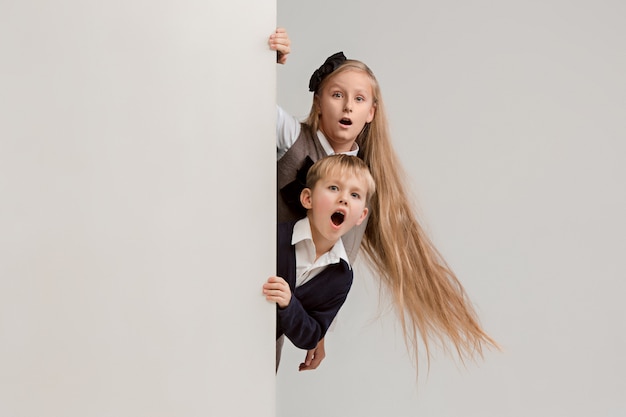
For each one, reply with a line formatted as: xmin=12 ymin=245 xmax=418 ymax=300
xmin=269 ymin=28 xmax=498 ymax=372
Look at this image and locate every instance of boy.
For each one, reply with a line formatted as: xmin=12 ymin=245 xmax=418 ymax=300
xmin=263 ymin=154 xmax=375 ymax=371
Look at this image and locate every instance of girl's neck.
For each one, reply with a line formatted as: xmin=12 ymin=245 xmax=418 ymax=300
xmin=318 ymin=128 xmax=357 ymax=154
xmin=331 ymin=142 xmax=356 ymax=154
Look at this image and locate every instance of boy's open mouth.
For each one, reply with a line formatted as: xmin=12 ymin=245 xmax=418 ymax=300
xmin=331 ymin=211 xmax=345 ymax=226
xmin=339 ymin=118 xmax=352 ymax=126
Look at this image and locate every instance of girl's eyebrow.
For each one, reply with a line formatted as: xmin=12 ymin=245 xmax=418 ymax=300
xmin=327 ymin=80 xmax=370 ymax=93
xmin=326 ymin=82 xmax=344 ymax=91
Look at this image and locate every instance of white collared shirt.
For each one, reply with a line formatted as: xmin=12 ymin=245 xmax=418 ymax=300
xmin=292 ymin=217 xmax=351 ymax=288
xmin=276 ymin=105 xmax=359 ymax=160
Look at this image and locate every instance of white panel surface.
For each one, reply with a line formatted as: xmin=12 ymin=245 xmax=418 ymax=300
xmin=0 ymin=1 xmax=276 ymax=416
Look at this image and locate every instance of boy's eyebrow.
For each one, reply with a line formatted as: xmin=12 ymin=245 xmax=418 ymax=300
xmin=336 ymin=178 xmax=369 ymax=194
xmin=351 ymin=185 xmax=367 ymax=195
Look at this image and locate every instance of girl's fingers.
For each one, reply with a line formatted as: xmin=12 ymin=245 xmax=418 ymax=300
xmin=269 ymin=29 xmax=291 ymax=51
xmin=273 ymin=28 xmax=289 ymax=40
xmin=270 ymin=40 xmax=290 ymax=52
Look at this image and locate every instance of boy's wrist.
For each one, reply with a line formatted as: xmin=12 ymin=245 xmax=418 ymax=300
xmin=278 ymin=294 xmax=292 ymax=309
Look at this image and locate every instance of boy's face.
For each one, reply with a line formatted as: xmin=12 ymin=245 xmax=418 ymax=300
xmin=317 ymin=70 xmax=376 ymax=153
xmin=300 ymin=170 xmax=369 ymax=247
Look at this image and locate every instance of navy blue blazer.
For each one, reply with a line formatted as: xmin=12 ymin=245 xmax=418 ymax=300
xmin=276 ymin=221 xmax=353 ymax=350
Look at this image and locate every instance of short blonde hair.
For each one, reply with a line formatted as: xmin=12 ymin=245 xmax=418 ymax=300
xmin=306 ymin=154 xmax=376 ymax=204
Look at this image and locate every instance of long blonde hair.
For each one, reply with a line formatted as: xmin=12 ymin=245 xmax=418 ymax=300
xmin=306 ymin=60 xmax=499 ymax=368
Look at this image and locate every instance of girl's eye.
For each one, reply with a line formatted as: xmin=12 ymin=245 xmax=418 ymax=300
xmin=356 ymin=96 xmax=365 ymax=102
xmin=332 ymin=92 xmax=343 ymax=98
xmin=351 ymin=192 xmax=361 ymax=199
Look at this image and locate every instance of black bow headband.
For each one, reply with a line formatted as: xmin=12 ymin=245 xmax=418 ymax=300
xmin=308 ymin=52 xmax=347 ymax=93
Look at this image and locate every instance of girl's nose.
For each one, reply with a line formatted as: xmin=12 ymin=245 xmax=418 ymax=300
xmin=344 ymin=102 xmax=352 ymax=113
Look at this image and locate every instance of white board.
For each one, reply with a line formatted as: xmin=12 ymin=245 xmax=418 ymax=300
xmin=0 ymin=1 xmax=276 ymax=416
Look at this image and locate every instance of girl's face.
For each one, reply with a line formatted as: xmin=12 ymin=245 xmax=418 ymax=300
xmin=317 ymin=70 xmax=376 ymax=153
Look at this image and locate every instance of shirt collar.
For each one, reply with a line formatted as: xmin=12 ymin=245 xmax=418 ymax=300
xmin=292 ymin=217 xmax=351 ymax=268
xmin=317 ymin=130 xmax=359 ymax=156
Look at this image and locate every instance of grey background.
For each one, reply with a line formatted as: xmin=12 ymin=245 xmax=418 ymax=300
xmin=276 ymin=1 xmax=626 ymax=416
xmin=0 ymin=1 xmax=276 ymax=416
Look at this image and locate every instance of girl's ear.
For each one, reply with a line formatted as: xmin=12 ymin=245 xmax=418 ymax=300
xmin=355 ymin=207 xmax=369 ymax=226
xmin=300 ymin=188 xmax=313 ymax=209
xmin=314 ymin=96 xmax=322 ymax=116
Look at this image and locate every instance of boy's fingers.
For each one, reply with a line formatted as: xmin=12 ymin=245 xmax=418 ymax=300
xmin=267 ymin=276 xmax=288 ymax=286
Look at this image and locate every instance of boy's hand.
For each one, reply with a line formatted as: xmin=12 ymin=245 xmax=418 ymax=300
xmin=263 ymin=276 xmax=291 ymax=308
xmin=299 ymin=337 xmax=326 ymax=371
xmin=268 ymin=27 xmax=291 ymax=64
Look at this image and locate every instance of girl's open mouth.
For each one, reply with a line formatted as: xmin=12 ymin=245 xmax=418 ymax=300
xmin=331 ymin=211 xmax=345 ymax=226
xmin=339 ymin=118 xmax=352 ymax=126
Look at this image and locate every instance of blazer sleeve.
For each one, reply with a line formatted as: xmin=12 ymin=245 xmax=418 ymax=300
xmin=277 ymin=272 xmax=352 ymax=350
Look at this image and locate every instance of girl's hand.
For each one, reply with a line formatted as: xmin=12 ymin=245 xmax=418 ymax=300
xmin=263 ymin=276 xmax=291 ymax=308
xmin=268 ymin=27 xmax=291 ymax=64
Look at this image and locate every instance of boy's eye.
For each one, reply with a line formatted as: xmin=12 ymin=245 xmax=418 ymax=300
xmin=329 ymin=185 xmax=339 ymax=191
